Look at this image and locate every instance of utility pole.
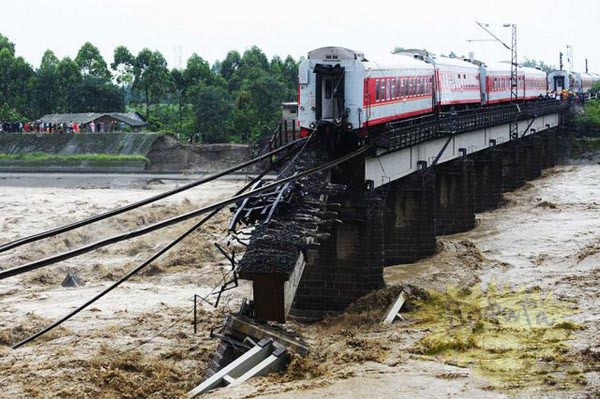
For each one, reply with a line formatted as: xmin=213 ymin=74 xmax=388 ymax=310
xmin=559 ymin=52 xmax=564 ymax=71
xmin=566 ymin=45 xmax=574 ymax=71
xmin=474 ymin=21 xmax=518 ymax=140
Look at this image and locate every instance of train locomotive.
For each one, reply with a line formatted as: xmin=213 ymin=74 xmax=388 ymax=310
xmin=298 ymin=46 xmax=597 ymax=140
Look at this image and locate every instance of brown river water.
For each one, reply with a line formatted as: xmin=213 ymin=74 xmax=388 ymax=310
xmin=1 ymin=159 xmax=599 ymax=398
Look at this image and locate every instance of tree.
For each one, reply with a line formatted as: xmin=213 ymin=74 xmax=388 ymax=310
xmin=132 ymin=49 xmax=174 ymax=120
xmin=75 ymin=42 xmax=111 ymax=81
xmin=0 ymin=45 xmax=35 ymax=118
xmin=0 ymin=33 xmax=15 ymax=56
xmin=35 ymin=50 xmax=61 ymax=115
xmin=183 ymin=53 xmax=213 ymax=87
xmin=233 ymin=70 xmax=285 ymax=141
xmin=111 ymin=45 xmax=135 ymax=86
xmin=56 ymin=57 xmax=82 ymax=112
xmin=522 ymin=58 xmax=555 ymax=74
xmin=219 ymin=50 xmax=241 ymax=81
xmin=189 ymin=84 xmax=234 ymax=143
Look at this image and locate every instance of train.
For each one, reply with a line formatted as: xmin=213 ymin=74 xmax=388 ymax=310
xmin=548 ymin=70 xmax=599 ymax=94
xmin=298 ymin=46 xmax=599 ymax=139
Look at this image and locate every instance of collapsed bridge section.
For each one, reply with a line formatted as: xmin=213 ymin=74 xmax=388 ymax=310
xmin=236 ymin=98 xmax=571 ymax=324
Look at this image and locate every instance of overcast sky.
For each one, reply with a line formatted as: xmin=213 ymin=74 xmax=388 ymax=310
xmin=2 ymin=0 xmax=597 ymax=72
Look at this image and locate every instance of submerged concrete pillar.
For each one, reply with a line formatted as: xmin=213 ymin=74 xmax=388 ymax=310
xmin=290 ymin=193 xmax=385 ymax=320
xmin=434 ymin=157 xmax=475 ymax=235
xmin=500 ymin=141 xmax=525 ymax=192
xmin=521 ymin=134 xmax=543 ymax=180
xmin=541 ymin=129 xmax=558 ymax=168
xmin=383 ymin=170 xmax=436 ymax=265
xmin=471 ymin=148 xmax=503 ymax=213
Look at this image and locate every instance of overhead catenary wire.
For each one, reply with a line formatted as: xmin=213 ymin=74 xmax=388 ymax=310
xmin=0 ymin=143 xmax=372 ymax=281
xmin=0 ymin=138 xmax=306 ymax=254
xmin=11 ymin=162 xmax=277 ymax=349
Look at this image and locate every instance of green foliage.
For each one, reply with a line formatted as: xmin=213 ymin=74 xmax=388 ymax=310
xmin=591 ymin=81 xmax=600 ymax=97
xmin=131 ymin=48 xmax=174 ymax=120
xmin=75 ymin=42 xmax=112 ymax=81
xmin=187 ymin=84 xmax=234 ymax=142
xmin=0 ymin=34 xmax=300 ymax=144
xmin=577 ymin=99 xmax=600 ymax=131
xmin=0 ymin=103 xmax=23 ymax=120
xmin=521 ymin=58 xmax=555 ymax=74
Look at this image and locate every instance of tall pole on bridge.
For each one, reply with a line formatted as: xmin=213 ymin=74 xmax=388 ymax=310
xmin=473 ymin=21 xmax=518 ymax=140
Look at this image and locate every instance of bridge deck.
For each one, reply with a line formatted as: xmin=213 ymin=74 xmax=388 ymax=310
xmin=366 ymin=100 xmax=566 ymax=188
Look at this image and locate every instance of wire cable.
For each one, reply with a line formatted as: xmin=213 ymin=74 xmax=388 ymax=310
xmin=0 ymin=138 xmax=305 ymax=254
xmin=1 ymin=144 xmax=371 ymax=281
xmin=11 ymin=164 xmax=274 ymax=349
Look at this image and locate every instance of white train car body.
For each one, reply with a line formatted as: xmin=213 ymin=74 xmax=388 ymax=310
xmin=432 ymin=57 xmax=482 ymax=107
xmin=298 ymin=47 xmax=435 ymax=133
xmin=520 ymin=66 xmax=547 ymax=100
xmin=484 ymin=62 xmax=512 ymax=104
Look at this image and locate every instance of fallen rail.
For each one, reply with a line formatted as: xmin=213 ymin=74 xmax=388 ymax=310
xmin=0 ymin=138 xmax=306 ymax=254
xmin=0 ymin=144 xmax=372 ymax=281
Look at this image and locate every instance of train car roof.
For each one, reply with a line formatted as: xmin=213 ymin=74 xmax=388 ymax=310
xmin=431 ymin=56 xmax=480 ymax=70
xmin=518 ymin=66 xmax=547 ymax=76
xmin=362 ymin=53 xmax=434 ymax=71
xmin=484 ymin=61 xmax=512 ymax=73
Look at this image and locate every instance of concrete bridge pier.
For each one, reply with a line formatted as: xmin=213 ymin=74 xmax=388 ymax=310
xmin=500 ymin=141 xmax=526 ymax=192
xmin=471 ymin=148 xmax=503 ymax=213
xmin=382 ymin=169 xmax=436 ymax=265
xmin=434 ymin=157 xmax=475 ymax=235
xmin=290 ymin=193 xmax=385 ymax=320
xmin=541 ymin=129 xmax=558 ymax=168
xmin=521 ymin=134 xmax=543 ymax=180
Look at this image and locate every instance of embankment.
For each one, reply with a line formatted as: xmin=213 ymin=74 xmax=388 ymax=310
xmin=0 ymin=133 xmax=253 ymax=172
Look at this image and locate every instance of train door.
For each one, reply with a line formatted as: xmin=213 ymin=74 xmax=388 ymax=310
xmin=314 ymin=64 xmax=345 ymax=124
xmin=553 ymin=76 xmax=565 ymax=92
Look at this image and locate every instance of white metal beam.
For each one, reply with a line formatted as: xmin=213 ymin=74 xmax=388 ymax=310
xmin=365 ymin=114 xmax=559 ymax=188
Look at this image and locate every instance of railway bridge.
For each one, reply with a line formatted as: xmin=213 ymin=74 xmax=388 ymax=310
xmin=238 ymin=98 xmax=570 ymax=322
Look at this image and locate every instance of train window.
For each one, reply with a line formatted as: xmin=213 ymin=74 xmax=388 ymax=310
xmin=410 ymin=78 xmax=414 ymax=96
xmin=400 ymin=78 xmax=406 ymax=97
xmin=381 ymin=80 xmax=386 ymax=101
xmin=395 ymin=78 xmax=400 ymax=98
xmin=386 ymin=79 xmax=390 ymax=101
xmin=391 ymin=79 xmax=396 ymax=100
xmin=325 ymin=79 xmax=333 ymax=99
xmin=375 ymin=79 xmax=380 ymax=101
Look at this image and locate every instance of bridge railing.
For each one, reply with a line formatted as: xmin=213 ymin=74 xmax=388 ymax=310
xmin=268 ymin=119 xmax=298 ymax=153
xmin=384 ymin=99 xmax=569 ymax=153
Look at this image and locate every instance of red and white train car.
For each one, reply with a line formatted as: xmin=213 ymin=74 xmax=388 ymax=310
xmin=432 ymin=56 xmax=482 ymax=107
xmin=482 ymin=62 xmax=512 ymax=104
xmin=297 ymin=47 xmax=435 ymax=133
xmin=520 ymin=66 xmax=547 ymax=100
xmin=362 ymin=55 xmax=435 ymax=126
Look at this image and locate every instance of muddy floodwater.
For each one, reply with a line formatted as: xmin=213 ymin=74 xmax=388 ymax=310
xmin=1 ymin=160 xmax=600 ymax=398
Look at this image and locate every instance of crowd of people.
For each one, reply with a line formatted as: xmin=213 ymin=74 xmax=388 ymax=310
xmin=0 ymin=120 xmax=127 ymax=134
